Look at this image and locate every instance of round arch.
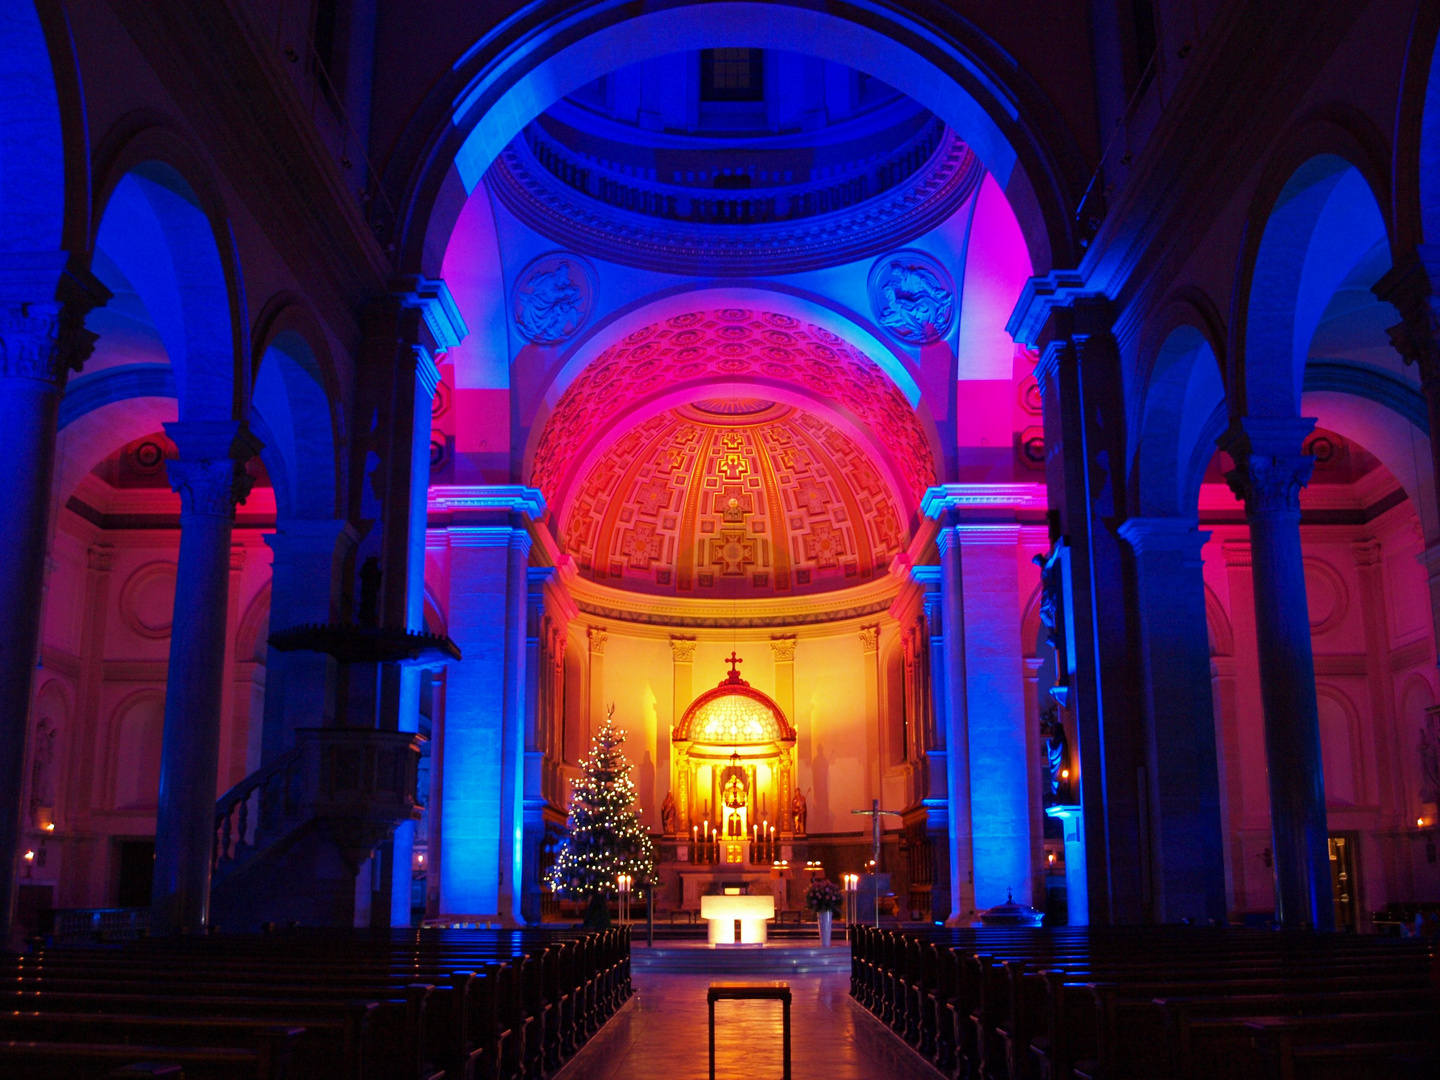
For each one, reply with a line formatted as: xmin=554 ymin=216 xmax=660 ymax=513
xmin=0 ymin=0 xmax=69 ymax=256
xmin=1232 ymin=129 xmax=1395 ymax=421
xmin=390 ymin=0 xmax=1084 ymax=280
xmin=1132 ymin=312 xmax=1228 ymax=518
xmin=89 ymin=115 xmax=249 ymax=422
xmin=1393 ymin=2 xmax=1440 ymax=249
xmin=251 ymin=322 xmax=342 ymax=522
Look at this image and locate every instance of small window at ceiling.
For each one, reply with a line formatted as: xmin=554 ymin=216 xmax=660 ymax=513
xmin=701 ymin=48 xmax=765 ymax=102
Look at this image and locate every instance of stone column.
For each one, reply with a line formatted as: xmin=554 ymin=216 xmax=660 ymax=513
xmin=669 ymin=637 xmax=696 ymax=829
xmin=1220 ymin=417 xmax=1332 ymax=930
xmin=260 ymin=521 xmax=356 ymax=762
xmin=150 ymin=420 xmax=263 ymax=934
xmin=0 ymin=259 xmax=107 ymax=936
xmin=436 ymin=487 xmax=542 ymax=923
xmin=1116 ymin=518 xmax=1227 ymax=922
xmin=955 ymin=522 xmax=1032 ymax=908
xmin=931 ymin=515 xmax=975 ymax=923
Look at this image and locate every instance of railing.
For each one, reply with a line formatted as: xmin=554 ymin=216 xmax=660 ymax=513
xmin=213 ymin=745 xmax=305 ymax=879
xmin=213 ymin=728 xmax=423 ymax=885
xmin=518 ymin=116 xmax=948 ymax=226
xmin=49 ymin=907 xmax=149 ymax=944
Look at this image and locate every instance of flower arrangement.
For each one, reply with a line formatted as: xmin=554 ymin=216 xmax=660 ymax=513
xmin=805 ymin=878 xmax=844 ymax=915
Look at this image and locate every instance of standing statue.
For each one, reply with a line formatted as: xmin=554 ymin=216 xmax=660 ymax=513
xmin=1040 ymin=706 xmax=1071 ymax=805
xmin=791 ymin=787 xmax=808 ymax=835
xmin=29 ymin=718 xmax=56 ymax=824
xmin=660 ymin=790 xmax=678 ymax=835
xmin=1420 ymin=711 xmax=1440 ymax=805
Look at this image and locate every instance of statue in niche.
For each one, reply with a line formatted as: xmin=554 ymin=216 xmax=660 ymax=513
xmin=29 ymin=718 xmax=55 ymax=825
xmin=358 ymin=556 xmax=382 ymax=628
xmin=873 ymin=258 xmax=954 ymax=344
xmin=1040 ymin=706 xmax=1070 ymax=805
xmin=791 ymin=786 xmax=808 ymax=835
xmin=514 ymin=257 xmax=591 ymax=344
xmin=1032 ymin=551 xmax=1060 ymax=653
xmin=660 ymin=791 xmax=678 ymax=835
xmin=1420 ymin=710 xmax=1440 ymax=806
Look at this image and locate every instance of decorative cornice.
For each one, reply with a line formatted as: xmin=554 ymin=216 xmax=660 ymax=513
xmin=920 ymin=483 xmax=1048 ymax=520
xmin=568 ymin=571 xmax=901 ymax=629
xmin=428 ymin=484 xmax=546 ymax=519
xmin=394 ymin=276 xmax=468 ymax=354
xmin=1116 ymin=517 xmax=1210 ymax=556
xmin=1004 ymin=270 xmax=1090 ymax=348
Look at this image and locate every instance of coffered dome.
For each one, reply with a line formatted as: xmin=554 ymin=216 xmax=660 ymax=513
xmin=561 ymin=399 xmax=911 ymax=599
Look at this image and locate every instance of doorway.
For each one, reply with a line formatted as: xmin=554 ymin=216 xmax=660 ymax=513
xmin=116 ymin=840 xmax=154 ymax=908
xmin=1328 ymin=833 xmax=1359 ymax=931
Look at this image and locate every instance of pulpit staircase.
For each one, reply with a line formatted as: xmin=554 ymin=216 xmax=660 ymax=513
xmin=208 ymin=620 xmax=458 ymax=930
xmin=208 ymin=726 xmax=424 ymax=931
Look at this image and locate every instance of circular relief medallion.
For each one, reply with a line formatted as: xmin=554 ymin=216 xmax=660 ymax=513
xmin=868 ymin=249 xmax=956 ymax=344
xmin=512 ymin=253 xmax=595 ymax=345
xmin=119 ymin=562 xmax=178 ymax=639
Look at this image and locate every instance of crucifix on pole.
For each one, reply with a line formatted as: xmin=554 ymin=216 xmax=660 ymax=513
xmin=851 ymin=798 xmax=904 ymax=926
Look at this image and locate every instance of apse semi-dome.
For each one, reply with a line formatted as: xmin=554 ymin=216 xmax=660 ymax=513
xmin=531 ymin=309 xmax=936 ymax=507
xmin=560 ymin=399 xmax=910 ymax=599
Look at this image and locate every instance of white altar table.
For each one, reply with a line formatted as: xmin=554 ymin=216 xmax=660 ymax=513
xmin=700 ymin=894 xmax=775 ymax=945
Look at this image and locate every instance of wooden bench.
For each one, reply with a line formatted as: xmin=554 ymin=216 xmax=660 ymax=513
xmin=708 ymin=981 xmax=791 ymax=1080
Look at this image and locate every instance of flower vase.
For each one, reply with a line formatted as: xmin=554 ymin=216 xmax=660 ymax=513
xmin=818 ymin=910 xmax=833 ymax=947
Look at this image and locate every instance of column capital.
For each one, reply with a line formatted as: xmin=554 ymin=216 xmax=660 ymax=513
xmin=0 ymin=254 xmax=110 ymax=387
xmin=1003 ymin=270 xmax=1093 ymax=349
xmin=1219 ymin=417 xmax=1316 ymax=515
xmin=670 ymin=636 xmax=697 ymax=663
xmin=163 ymin=421 xmax=264 ymax=519
xmin=1352 ymin=541 xmax=1382 ymax=568
xmin=1117 ymin=517 xmax=1211 ymax=557
xmin=859 ymin=625 xmax=880 ymax=653
xmin=1373 ymin=245 xmax=1440 ymax=386
xmin=587 ymin=626 xmax=608 ymax=655
xmin=769 ymin=635 xmax=796 ymax=662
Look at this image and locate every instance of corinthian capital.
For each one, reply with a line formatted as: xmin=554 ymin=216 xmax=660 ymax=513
xmin=1374 ymin=247 xmax=1440 ymax=387
xmin=0 ymin=259 xmax=110 ymax=386
xmin=1219 ymin=417 xmax=1315 ymax=516
xmin=0 ymin=299 xmax=100 ymax=387
xmin=163 ymin=420 xmax=263 ymax=519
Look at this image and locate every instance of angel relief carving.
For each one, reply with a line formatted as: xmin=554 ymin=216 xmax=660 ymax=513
xmin=870 ymin=252 xmax=955 ymax=344
xmin=513 ymin=255 xmax=594 ymax=344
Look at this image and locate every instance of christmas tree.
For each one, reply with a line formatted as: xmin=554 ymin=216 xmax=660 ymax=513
xmin=546 ymin=706 xmax=655 ymax=925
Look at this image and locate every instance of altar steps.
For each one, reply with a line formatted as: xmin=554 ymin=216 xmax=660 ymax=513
xmin=632 ymin=943 xmax=852 ymax=976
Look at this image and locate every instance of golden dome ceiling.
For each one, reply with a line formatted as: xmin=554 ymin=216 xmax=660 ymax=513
xmin=561 ymin=399 xmax=909 ymax=598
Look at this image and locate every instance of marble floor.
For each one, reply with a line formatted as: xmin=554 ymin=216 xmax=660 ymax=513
xmin=554 ymin=973 xmax=945 ymax=1080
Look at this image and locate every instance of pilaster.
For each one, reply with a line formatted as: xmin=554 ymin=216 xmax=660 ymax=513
xmin=436 ymin=486 xmax=542 ymax=923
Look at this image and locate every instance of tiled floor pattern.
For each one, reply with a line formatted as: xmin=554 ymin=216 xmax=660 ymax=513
xmin=555 ymin=973 xmax=944 ymax=1080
